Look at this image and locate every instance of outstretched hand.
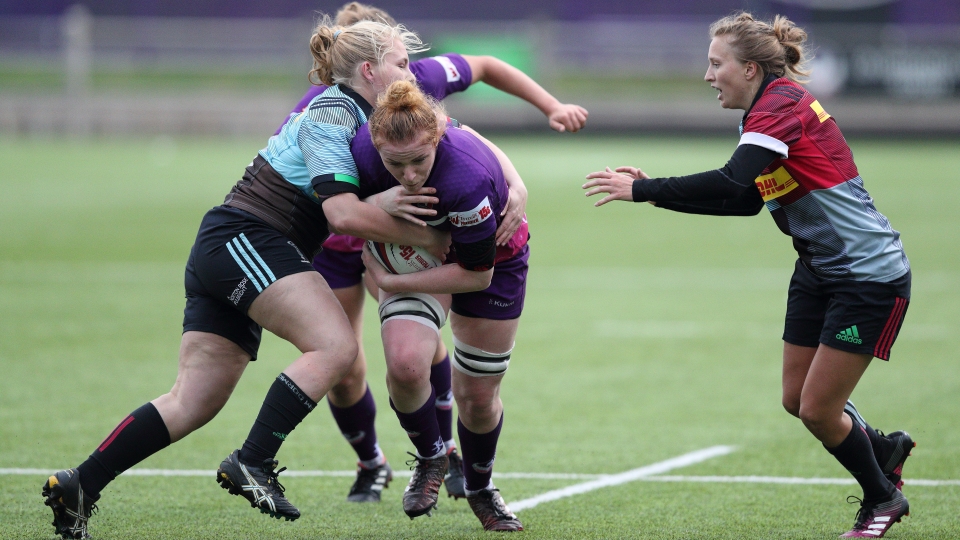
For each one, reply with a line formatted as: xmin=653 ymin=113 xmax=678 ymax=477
xmin=548 ymin=103 xmax=589 ymax=133
xmin=583 ymin=166 xmax=649 ymax=207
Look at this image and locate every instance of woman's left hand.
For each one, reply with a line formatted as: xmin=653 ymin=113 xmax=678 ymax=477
xmin=496 ymin=180 xmax=528 ymax=246
xmin=583 ymin=166 xmax=649 ymax=207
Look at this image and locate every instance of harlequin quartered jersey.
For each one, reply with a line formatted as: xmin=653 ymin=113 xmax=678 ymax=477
xmin=739 ymin=77 xmax=909 ymax=282
xmin=259 ymin=84 xmax=369 ymax=203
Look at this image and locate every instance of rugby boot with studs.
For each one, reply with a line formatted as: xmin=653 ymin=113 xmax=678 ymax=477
xmin=402 ymin=452 xmax=447 ymax=519
xmin=346 ymin=461 xmax=393 ymax=503
xmin=876 ymin=430 xmax=915 ymax=491
xmin=42 ymin=468 xmax=98 ymax=540
xmin=467 ymin=487 xmax=524 ymax=532
xmin=840 ymin=490 xmax=909 ymax=538
xmin=216 ymin=449 xmax=300 ymax=521
xmin=444 ymin=448 xmax=467 ymax=500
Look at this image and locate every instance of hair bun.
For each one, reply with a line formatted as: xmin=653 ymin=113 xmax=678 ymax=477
xmin=382 ymin=80 xmax=420 ymax=111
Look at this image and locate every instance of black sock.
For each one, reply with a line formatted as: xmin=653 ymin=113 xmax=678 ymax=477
xmin=239 ymin=373 xmax=317 ymax=466
xmin=845 ymin=409 xmax=882 ymax=455
xmin=76 ymin=402 xmax=171 ymax=498
xmin=825 ymin=424 xmax=895 ymax=503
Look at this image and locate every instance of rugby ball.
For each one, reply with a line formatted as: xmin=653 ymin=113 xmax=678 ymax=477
xmin=366 ymin=240 xmax=443 ymax=274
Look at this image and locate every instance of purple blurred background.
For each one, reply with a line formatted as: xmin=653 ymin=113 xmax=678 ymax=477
xmin=1 ymin=0 xmax=958 ymax=24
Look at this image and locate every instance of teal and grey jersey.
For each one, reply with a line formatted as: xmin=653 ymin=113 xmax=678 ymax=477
xmin=259 ymin=84 xmax=374 ymax=201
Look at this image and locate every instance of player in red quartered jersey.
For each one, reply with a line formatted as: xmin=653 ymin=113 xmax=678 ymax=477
xmin=583 ymin=12 xmax=913 ymax=539
xmin=289 ymin=2 xmax=587 ymax=504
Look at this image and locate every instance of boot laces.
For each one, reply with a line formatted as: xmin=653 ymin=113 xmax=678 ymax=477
xmin=260 ymin=459 xmax=288 ymax=494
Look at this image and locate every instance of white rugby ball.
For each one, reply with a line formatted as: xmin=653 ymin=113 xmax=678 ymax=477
xmin=366 ymin=240 xmax=443 ymax=274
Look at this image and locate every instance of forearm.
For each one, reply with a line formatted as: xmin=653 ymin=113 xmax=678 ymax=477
xmin=468 ymin=55 xmax=560 ymax=116
xmin=632 ymin=144 xmax=779 ymax=203
xmin=378 ymin=264 xmax=492 ymax=294
xmin=323 ymin=194 xmax=436 ymax=246
xmin=655 ymin=194 xmax=765 ymax=216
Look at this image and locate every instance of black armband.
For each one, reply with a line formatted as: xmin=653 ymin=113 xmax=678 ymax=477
xmin=310 ymin=173 xmax=360 ymax=200
xmin=453 ymin=234 xmax=496 ymax=272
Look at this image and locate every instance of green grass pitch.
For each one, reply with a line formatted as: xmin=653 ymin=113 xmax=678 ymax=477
xmin=1 ymin=134 xmax=958 ymax=539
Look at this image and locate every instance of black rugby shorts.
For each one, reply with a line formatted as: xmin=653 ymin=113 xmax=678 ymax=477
xmin=783 ymin=259 xmax=910 ymax=361
xmin=183 ymin=206 xmax=315 ymax=359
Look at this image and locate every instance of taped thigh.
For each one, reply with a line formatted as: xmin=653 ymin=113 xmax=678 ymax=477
xmin=452 ymin=336 xmax=512 ymax=378
xmin=378 ymin=293 xmax=447 ymax=333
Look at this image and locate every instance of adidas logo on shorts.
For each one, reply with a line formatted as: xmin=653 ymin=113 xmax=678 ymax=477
xmin=836 ymin=325 xmax=863 ymax=345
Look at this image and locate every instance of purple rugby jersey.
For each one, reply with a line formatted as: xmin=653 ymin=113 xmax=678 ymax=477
xmin=352 ymin=121 xmax=528 ymax=265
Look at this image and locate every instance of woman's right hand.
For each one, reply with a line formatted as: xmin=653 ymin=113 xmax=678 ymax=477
xmin=423 ymin=229 xmax=452 ymax=262
xmin=365 ymin=185 xmax=439 ymax=226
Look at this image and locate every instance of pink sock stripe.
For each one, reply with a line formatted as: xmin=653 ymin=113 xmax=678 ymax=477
xmin=874 ymin=297 xmax=907 ymax=360
xmin=98 ymin=415 xmax=135 ymax=452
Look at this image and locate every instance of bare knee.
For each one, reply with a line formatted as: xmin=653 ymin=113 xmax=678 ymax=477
xmin=325 ymin=337 xmax=359 ymax=378
xmin=782 ymin=395 xmax=801 ymax=418
xmin=454 ymin=382 xmax=500 ymax=428
xmin=797 ymin=404 xmax=833 ymax=437
xmin=329 ymin=351 xmax=368 ymax=406
xmin=386 ymin=346 xmax=429 ymax=391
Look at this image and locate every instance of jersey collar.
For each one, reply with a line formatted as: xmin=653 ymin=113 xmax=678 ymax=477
xmin=740 ymin=74 xmax=779 ymax=135
xmin=340 ymin=85 xmax=374 ymax=118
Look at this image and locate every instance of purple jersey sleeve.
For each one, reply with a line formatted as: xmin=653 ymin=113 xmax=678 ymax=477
xmin=275 ymin=85 xmax=328 ymax=135
xmin=411 ymin=54 xmax=473 ymax=101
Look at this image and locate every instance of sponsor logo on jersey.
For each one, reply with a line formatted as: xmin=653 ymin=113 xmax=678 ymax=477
xmin=810 ymin=100 xmax=831 ymax=123
xmin=432 ymin=56 xmax=461 ymax=82
xmin=754 ymin=166 xmax=799 ymax=201
xmin=836 ymin=325 xmax=863 ymax=344
xmin=448 ymin=197 xmax=493 ymax=227
xmin=228 ymin=277 xmax=248 ymax=306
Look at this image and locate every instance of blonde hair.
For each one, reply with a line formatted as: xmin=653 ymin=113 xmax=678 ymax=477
xmin=309 ymin=18 xmax=427 ymax=86
xmin=369 ymin=80 xmax=447 ymax=149
xmin=334 ymin=2 xmax=397 ymax=26
xmin=709 ymin=12 xmax=810 ymax=82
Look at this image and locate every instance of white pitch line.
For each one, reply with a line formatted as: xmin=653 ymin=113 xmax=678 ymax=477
xmin=0 ymin=468 xmax=601 ymax=480
xmin=5 ymin=466 xmax=958 ymax=488
xmin=508 ymin=445 xmax=735 ymax=512
xmin=643 ymin=475 xmax=960 ymax=487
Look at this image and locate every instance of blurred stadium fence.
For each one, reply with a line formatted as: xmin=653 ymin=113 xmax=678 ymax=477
xmin=1 ymin=5 xmax=959 ymax=136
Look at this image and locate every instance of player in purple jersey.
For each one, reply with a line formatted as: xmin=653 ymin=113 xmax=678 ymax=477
xmin=290 ymin=2 xmax=588 ymax=504
xmin=584 ymin=13 xmax=913 ymax=539
xmin=351 ymin=80 xmax=527 ymax=531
